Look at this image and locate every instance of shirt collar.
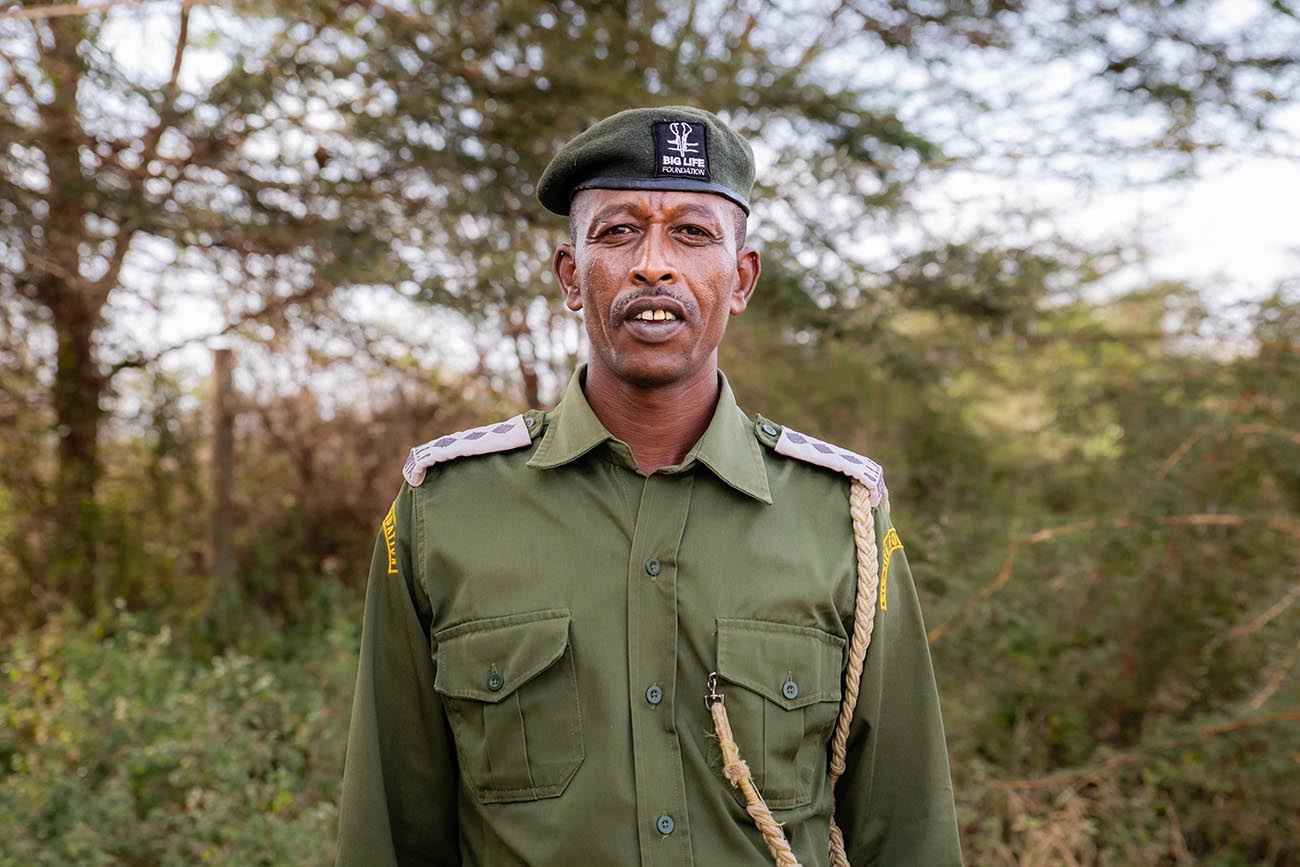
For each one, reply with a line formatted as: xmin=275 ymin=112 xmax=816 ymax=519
xmin=527 ymin=365 xmax=773 ymax=504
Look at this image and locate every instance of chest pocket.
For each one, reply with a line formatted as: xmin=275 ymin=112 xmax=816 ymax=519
xmin=712 ymin=618 xmax=846 ymax=809
xmin=434 ymin=609 xmax=584 ymax=804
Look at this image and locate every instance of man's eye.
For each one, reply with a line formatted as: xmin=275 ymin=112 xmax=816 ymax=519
xmin=679 ymin=225 xmax=709 ymax=237
xmin=602 ymin=225 xmax=633 ymax=236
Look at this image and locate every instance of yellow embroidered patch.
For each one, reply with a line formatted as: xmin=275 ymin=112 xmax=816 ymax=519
xmin=880 ymin=527 xmax=903 ymax=611
xmin=382 ymin=500 xmax=399 ymax=575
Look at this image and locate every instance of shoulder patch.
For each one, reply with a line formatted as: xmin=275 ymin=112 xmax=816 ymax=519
xmin=773 ymin=425 xmax=887 ymax=508
xmin=403 ymin=414 xmax=534 ymax=486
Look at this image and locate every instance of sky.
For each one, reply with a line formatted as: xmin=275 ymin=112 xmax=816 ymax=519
xmin=1110 ymin=154 xmax=1300 ymax=297
xmin=916 ymin=146 xmax=1300 ymax=304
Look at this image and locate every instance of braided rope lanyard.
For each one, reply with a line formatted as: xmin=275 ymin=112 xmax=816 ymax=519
xmin=706 ymin=479 xmax=881 ymax=867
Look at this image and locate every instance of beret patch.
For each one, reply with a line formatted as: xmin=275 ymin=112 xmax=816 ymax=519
xmin=653 ymin=121 xmax=709 ymax=180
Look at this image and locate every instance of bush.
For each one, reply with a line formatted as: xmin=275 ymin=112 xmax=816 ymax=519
xmin=0 ymin=603 xmax=359 ymax=867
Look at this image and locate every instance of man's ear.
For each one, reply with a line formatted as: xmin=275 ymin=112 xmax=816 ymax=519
xmin=729 ymin=246 xmax=761 ymax=316
xmin=554 ymin=243 xmax=582 ymax=311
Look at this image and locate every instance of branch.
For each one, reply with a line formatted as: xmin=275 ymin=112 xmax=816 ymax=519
xmin=928 ymin=513 xmax=1300 ymax=644
xmin=795 ymin=0 xmax=853 ymax=70
xmin=1198 ymin=710 xmax=1300 ymax=737
xmin=131 ymin=0 xmax=192 ymax=196
xmin=0 ymin=41 xmax=40 ymax=107
xmin=0 ymin=0 xmax=203 ymax=21
xmin=106 ymin=279 xmax=338 ymax=378
xmin=24 ymin=248 xmax=90 ymax=299
xmin=167 ymin=0 xmax=188 ymax=87
xmin=1022 ymin=330 xmax=1168 ymax=347
xmin=1156 ymin=424 xmax=1300 ymax=480
xmin=991 ymin=752 xmax=1139 ymax=792
xmin=1226 ymin=581 xmax=1300 ymax=642
xmin=90 ymin=223 xmax=137 ymax=305
xmin=1245 ymin=644 xmax=1299 ymax=712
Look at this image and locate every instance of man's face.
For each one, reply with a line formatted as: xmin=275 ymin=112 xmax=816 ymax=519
xmin=553 ymin=189 xmax=760 ymax=389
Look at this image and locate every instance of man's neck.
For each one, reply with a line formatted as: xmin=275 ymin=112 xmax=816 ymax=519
xmin=582 ymin=361 xmax=720 ymax=476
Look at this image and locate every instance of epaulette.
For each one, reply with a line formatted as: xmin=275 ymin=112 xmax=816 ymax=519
xmin=757 ymin=418 xmax=887 ymax=508
xmin=402 ymin=412 xmax=541 ymax=486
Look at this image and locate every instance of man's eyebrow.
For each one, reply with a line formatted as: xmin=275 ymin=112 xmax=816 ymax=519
xmin=668 ymin=204 xmax=723 ymax=224
xmin=589 ymin=204 xmax=643 ymax=226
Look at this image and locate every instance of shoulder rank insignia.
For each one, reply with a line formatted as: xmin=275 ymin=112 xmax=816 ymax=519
xmin=403 ymin=414 xmax=535 ymax=486
xmin=774 ymin=425 xmax=887 ymax=508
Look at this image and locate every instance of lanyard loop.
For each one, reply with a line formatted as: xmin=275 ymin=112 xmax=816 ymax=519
xmin=704 ymin=671 xmax=724 ymax=710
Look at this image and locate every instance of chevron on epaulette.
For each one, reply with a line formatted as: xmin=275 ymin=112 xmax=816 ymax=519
xmin=402 ymin=414 xmax=533 ymax=486
xmin=774 ymin=426 xmax=887 ymax=508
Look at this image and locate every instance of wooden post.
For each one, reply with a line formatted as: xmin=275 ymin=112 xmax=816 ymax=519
xmin=212 ymin=347 xmax=235 ymax=590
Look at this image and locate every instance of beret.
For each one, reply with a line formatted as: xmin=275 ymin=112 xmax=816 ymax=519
xmin=537 ymin=105 xmax=755 ymax=216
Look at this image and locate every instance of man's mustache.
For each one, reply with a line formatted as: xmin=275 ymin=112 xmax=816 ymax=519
xmin=609 ymin=288 xmax=698 ymax=322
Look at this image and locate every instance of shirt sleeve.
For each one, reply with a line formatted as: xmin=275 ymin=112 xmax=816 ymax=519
xmin=336 ymin=483 xmax=461 ymax=867
xmin=835 ymin=503 xmax=964 ymax=866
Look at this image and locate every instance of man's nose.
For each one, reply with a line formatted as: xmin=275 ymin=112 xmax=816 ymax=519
xmin=630 ymin=228 xmax=678 ymax=285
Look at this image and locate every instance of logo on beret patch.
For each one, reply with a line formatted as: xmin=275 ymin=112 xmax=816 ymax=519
xmin=654 ymin=121 xmax=709 ymax=180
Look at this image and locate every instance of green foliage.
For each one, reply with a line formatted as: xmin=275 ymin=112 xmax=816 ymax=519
xmin=0 ymin=605 xmax=358 ymax=867
xmin=724 ymin=274 xmax=1300 ymax=864
xmin=925 ymin=289 xmax=1300 ymax=865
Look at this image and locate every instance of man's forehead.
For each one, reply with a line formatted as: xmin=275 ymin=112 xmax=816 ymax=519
xmin=576 ymin=188 xmax=734 ymax=221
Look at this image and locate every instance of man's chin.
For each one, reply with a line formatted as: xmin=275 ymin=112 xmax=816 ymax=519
xmin=605 ymin=352 xmax=705 ymax=390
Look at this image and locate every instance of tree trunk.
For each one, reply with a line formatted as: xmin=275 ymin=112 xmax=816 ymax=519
xmin=505 ymin=315 xmax=542 ymax=407
xmin=32 ymin=15 xmax=106 ymax=612
xmin=211 ymin=347 xmax=236 ymax=591
xmin=48 ymin=293 xmax=105 ymax=612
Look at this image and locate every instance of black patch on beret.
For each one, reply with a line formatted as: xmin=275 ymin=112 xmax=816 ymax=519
xmin=653 ymin=121 xmax=710 ymax=180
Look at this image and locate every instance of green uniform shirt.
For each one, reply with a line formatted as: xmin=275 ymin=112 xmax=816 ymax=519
xmin=337 ymin=367 xmax=962 ymax=866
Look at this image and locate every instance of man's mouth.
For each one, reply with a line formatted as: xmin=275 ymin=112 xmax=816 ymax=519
xmin=620 ymin=294 xmax=688 ymax=322
xmin=631 ymin=309 xmax=679 ymax=321
xmin=619 ymin=295 xmax=689 ymax=342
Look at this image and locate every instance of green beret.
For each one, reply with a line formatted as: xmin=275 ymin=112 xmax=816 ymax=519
xmin=537 ymin=105 xmax=754 ymax=216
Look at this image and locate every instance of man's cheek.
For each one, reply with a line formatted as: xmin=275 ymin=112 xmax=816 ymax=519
xmin=579 ymin=262 xmax=619 ymax=297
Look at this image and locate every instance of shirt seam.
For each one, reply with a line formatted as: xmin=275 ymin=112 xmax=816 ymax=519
xmin=413 ymin=482 xmax=427 ymax=604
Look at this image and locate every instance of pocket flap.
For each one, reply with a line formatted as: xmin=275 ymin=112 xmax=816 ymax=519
xmin=716 ymin=618 xmax=845 ymax=710
xmin=434 ymin=609 xmax=572 ymax=703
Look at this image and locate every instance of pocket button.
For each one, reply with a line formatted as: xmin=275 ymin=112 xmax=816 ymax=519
xmin=486 ymin=672 xmax=504 ymax=692
xmin=781 ymin=679 xmax=799 ymax=700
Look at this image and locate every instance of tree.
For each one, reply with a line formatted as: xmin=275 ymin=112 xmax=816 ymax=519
xmin=2 ymin=0 xmax=410 ymax=606
xmin=2 ymin=0 xmax=1297 ymax=615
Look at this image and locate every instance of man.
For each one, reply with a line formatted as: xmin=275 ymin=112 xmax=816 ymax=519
xmin=336 ymin=106 xmax=962 ymax=866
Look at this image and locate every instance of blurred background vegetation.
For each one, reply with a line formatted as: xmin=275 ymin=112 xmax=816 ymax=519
xmin=3 ymin=0 xmax=1299 ymax=864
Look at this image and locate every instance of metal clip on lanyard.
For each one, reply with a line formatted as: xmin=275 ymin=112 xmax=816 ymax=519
xmin=705 ymin=671 xmax=724 ymax=710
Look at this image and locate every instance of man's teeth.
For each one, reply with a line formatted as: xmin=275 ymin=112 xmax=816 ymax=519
xmin=634 ymin=309 xmax=678 ymax=321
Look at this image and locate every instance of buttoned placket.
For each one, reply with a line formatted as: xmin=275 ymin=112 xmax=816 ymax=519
xmin=627 ymin=469 xmax=696 ymax=865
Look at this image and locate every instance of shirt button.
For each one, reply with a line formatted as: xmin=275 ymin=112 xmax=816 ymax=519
xmin=656 ymin=814 xmax=675 ymax=835
xmin=645 ymin=557 xmax=661 ymax=576
xmin=782 ymin=679 xmax=799 ymax=700
xmin=761 ymin=422 xmax=778 ymax=437
xmin=645 ymin=684 xmax=663 ymax=705
xmin=487 ymin=672 xmax=504 ymax=692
